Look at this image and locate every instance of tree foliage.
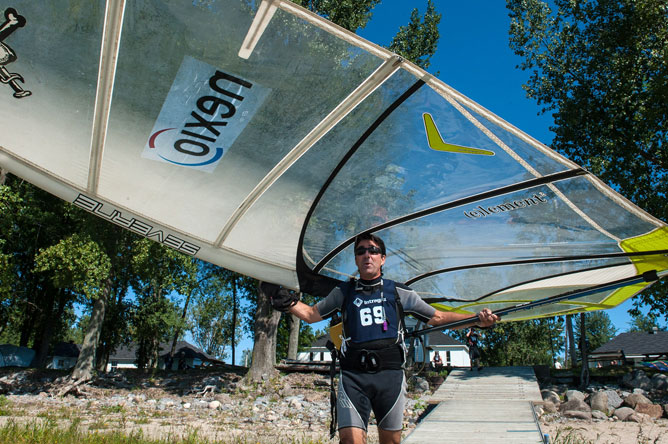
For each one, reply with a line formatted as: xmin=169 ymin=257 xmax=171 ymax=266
xmin=34 ymin=233 xmax=111 ymax=299
xmin=627 ymin=311 xmax=666 ymax=332
xmin=129 ymin=239 xmax=199 ymax=370
xmin=574 ymin=310 xmax=617 ymax=353
xmin=188 ymin=266 xmax=254 ymax=362
xmin=507 ymin=0 xmax=668 ymax=314
xmin=293 ymin=0 xmax=381 ymax=32
xmin=462 ymin=318 xmax=564 ymax=366
xmin=387 ymin=0 xmax=441 ymax=69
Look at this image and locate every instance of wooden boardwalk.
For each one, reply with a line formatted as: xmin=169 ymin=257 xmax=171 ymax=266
xmin=402 ymin=367 xmax=547 ymax=444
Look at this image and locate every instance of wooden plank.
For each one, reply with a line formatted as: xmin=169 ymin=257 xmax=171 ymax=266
xmin=403 ymin=367 xmax=546 ymax=444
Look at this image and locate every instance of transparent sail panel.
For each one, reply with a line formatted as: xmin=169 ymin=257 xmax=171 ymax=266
xmin=100 ymin=2 xmax=383 ymax=240
xmin=303 ymin=83 xmax=574 ymax=265
xmin=463 ymin=106 xmax=570 ymax=175
xmin=411 ymin=262 xmax=634 ymax=303
xmin=317 ymin=181 xmax=625 ymax=283
xmin=552 ymin=177 xmax=657 ymax=239
xmin=226 ymin=70 xmax=418 ymax=267
xmin=0 ymin=1 xmax=103 ymax=187
xmin=2 ymin=0 xmax=666 ymax=313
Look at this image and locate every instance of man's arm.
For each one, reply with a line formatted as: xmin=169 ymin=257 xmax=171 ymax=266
xmin=288 ymin=301 xmax=323 ymax=324
xmin=428 ymin=308 xmax=498 ymax=329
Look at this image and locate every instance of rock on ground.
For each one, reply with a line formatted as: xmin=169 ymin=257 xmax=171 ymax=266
xmin=0 ymin=367 xmax=432 ymax=444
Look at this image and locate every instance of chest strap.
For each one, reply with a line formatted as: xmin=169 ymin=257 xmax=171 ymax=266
xmin=339 ymin=344 xmax=404 ymax=372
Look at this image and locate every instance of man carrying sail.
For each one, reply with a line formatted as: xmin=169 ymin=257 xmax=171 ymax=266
xmin=271 ymin=233 xmax=498 ymax=444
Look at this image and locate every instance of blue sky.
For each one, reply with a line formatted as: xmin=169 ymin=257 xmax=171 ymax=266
xmin=228 ymin=0 xmax=653 ymax=364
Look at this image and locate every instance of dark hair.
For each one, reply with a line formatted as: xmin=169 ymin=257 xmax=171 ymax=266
xmin=354 ymin=233 xmax=386 ymax=255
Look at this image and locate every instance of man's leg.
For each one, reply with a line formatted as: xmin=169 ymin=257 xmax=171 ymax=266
xmin=378 ymin=429 xmax=401 ymax=444
xmin=339 ymin=426 xmax=366 ymax=444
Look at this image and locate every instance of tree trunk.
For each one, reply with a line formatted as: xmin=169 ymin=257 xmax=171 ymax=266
xmin=548 ymin=317 xmax=556 ymax=366
xmin=287 ymin=312 xmax=300 ymax=360
xmin=232 ymin=279 xmax=237 ymax=365
xmin=579 ymin=313 xmax=589 ymax=389
xmin=170 ymin=288 xmax=193 ymax=365
xmin=72 ymin=288 xmax=108 ymax=381
xmin=31 ymin=287 xmax=56 ymax=368
xmin=247 ymin=281 xmax=281 ymax=381
xmin=19 ymin=296 xmax=38 ymax=347
xmin=566 ymin=315 xmax=577 ymax=368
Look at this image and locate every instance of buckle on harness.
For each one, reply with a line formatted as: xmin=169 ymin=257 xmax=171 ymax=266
xmin=359 ymin=350 xmax=380 ymax=372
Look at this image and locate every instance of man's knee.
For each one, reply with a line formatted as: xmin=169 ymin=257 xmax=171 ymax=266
xmin=378 ymin=428 xmax=401 ymax=444
xmin=339 ymin=426 xmax=366 ymax=444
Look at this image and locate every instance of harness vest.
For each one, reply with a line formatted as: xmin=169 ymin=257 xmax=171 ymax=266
xmin=342 ymin=278 xmax=401 ymax=344
xmin=337 ymin=278 xmax=406 ymax=371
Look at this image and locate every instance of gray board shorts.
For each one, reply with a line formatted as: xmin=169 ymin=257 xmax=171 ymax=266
xmin=337 ymin=368 xmax=406 ymax=431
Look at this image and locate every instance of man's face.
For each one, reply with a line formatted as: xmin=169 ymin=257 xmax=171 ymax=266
xmin=354 ymin=239 xmax=386 ymax=280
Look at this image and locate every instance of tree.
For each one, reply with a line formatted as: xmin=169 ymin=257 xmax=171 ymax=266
xmin=248 ymin=281 xmax=282 ymax=380
xmin=453 ymin=318 xmax=563 ymax=367
xmin=293 ymin=0 xmax=381 ymax=32
xmin=190 ymin=290 xmax=231 ymax=360
xmin=34 ymin=233 xmax=111 ymax=379
xmin=565 ymin=315 xmax=577 ymax=368
xmin=627 ymin=311 xmax=666 ymax=332
xmin=0 ymin=174 xmax=140 ymax=378
xmin=387 ymin=0 xmax=441 ymax=69
xmin=276 ymin=309 xmax=318 ymax=362
xmin=0 ymin=176 xmax=97 ymax=368
xmin=130 ymin=239 xmax=199 ymax=370
xmin=287 ymin=313 xmax=301 ymax=360
xmin=574 ymin=310 xmax=617 ymax=358
xmin=188 ymin=265 xmax=248 ymax=362
xmin=507 ymin=0 xmax=668 ymax=313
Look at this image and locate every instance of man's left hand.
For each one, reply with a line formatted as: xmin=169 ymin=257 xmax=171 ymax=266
xmin=476 ymin=308 xmax=499 ymax=328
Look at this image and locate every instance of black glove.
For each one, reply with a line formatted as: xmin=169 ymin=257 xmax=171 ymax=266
xmin=262 ymin=282 xmax=299 ymax=313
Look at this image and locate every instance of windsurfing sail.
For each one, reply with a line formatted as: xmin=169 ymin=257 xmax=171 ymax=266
xmin=1 ymin=0 xmax=666 ymax=323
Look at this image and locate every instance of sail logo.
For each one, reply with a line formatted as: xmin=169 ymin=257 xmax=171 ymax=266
xmin=143 ymin=56 xmax=270 ymax=172
xmin=0 ymin=8 xmax=32 ymax=98
xmin=423 ymin=113 xmax=494 ymax=156
xmin=464 ymin=192 xmax=549 ymax=219
xmin=72 ymin=194 xmax=200 ymax=256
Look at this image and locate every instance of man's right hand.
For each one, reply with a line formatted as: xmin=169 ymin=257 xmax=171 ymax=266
xmin=262 ymin=282 xmax=299 ymax=313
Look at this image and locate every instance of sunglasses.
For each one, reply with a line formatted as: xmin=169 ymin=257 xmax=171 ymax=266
xmin=355 ymin=246 xmax=383 ymax=256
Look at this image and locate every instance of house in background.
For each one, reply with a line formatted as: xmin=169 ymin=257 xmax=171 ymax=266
xmin=589 ymin=329 xmax=668 ymax=367
xmin=46 ymin=340 xmax=222 ymax=371
xmin=296 ymin=328 xmax=472 ymax=368
xmin=107 ymin=341 xmax=223 ymax=371
xmin=47 ymin=341 xmax=80 ymax=370
xmin=296 ymin=335 xmax=333 ymax=363
xmin=410 ymin=331 xmax=471 ymax=368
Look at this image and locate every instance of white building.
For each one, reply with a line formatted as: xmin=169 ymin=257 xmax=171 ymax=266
xmin=296 ymin=335 xmax=333 ymax=363
xmin=297 ymin=326 xmax=472 ymax=368
xmin=410 ymin=330 xmax=471 ymax=368
xmin=46 ymin=342 xmax=79 ymax=370
xmin=47 ymin=341 xmax=222 ymax=371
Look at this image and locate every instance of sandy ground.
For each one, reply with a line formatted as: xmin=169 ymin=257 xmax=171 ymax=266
xmin=2 ymin=368 xmax=668 ymax=443
xmin=540 ymin=417 xmax=668 ymax=444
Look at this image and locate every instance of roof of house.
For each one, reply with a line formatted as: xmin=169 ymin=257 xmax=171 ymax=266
xmin=52 ymin=341 xmax=80 ymax=358
xmin=426 ymin=331 xmax=466 ymax=347
xmin=309 ymin=335 xmax=331 ymax=349
xmin=111 ymin=341 xmax=220 ymax=362
xmin=591 ymin=331 xmax=668 ymax=357
xmin=51 ymin=341 xmax=221 ymax=363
